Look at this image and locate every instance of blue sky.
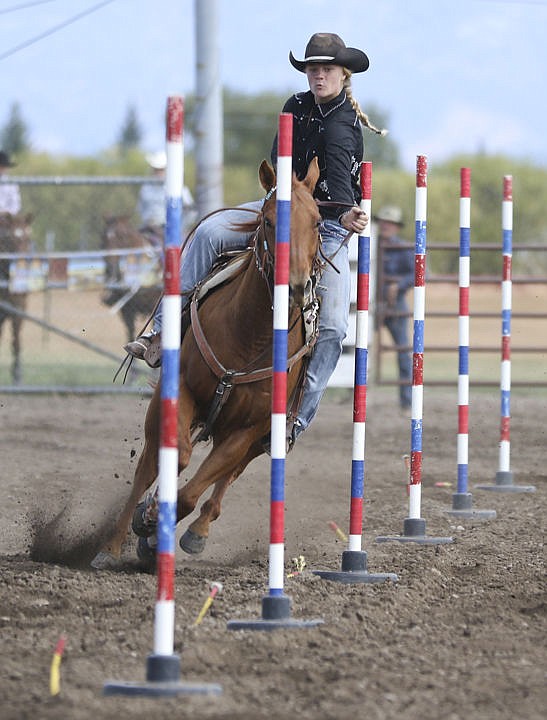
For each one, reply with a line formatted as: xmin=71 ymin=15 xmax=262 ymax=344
xmin=0 ymin=0 xmax=545 ymax=170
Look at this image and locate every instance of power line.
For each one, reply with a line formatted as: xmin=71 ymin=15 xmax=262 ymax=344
xmin=0 ymin=0 xmax=117 ymax=62
xmin=0 ymin=0 xmax=58 ymax=14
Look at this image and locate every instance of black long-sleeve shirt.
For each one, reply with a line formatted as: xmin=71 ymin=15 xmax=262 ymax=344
xmin=271 ymin=89 xmax=363 ymax=221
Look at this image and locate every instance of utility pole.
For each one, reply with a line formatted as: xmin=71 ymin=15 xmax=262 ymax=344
xmin=194 ymin=0 xmax=223 ymax=218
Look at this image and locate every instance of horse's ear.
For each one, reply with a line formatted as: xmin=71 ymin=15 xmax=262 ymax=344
xmin=303 ymin=157 xmax=320 ymax=193
xmin=259 ymin=160 xmax=276 ymax=193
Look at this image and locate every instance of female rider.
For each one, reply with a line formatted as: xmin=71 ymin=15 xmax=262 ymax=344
xmin=126 ymin=33 xmax=385 ymax=448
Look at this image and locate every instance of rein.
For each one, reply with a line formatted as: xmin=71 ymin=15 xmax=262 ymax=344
xmin=315 ymin=199 xmax=359 ymax=268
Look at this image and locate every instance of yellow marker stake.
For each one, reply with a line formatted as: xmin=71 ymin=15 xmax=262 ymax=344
xmin=194 ymin=582 xmax=223 ymax=626
xmin=327 ymin=521 xmax=348 ymax=543
xmin=49 ymin=636 xmax=66 ymax=696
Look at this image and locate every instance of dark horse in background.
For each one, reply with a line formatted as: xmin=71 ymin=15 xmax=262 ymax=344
xmin=91 ymin=158 xmax=322 ymax=569
xmin=0 ymin=212 xmax=33 ymax=384
xmin=100 ymin=215 xmax=163 ymax=343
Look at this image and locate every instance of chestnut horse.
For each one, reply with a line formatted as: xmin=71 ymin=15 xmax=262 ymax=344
xmin=0 ymin=212 xmax=33 ymax=384
xmin=91 ymin=158 xmax=322 ymax=569
xmin=101 ymin=215 xmax=162 ymax=343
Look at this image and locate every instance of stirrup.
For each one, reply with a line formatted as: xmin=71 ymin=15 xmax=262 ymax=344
xmin=261 ymin=418 xmax=303 ymax=456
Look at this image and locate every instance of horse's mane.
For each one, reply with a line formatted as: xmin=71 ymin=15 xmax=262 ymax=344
xmin=230 ymin=216 xmax=261 ymax=235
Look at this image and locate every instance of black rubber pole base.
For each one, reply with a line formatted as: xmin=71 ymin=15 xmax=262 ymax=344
xmin=313 ymin=550 xmax=398 ymax=584
xmin=227 ymin=594 xmax=323 ymax=631
xmin=103 ymin=654 xmax=222 ymax=696
xmin=376 ymin=517 xmax=453 ymax=545
xmin=475 ymin=471 xmax=536 ymax=493
xmin=445 ymin=492 xmax=497 ymax=519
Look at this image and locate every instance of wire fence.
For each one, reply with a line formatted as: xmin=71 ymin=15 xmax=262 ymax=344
xmin=1 ymin=178 xmax=546 ymax=392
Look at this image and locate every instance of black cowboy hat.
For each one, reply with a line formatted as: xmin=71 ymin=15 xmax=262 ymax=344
xmin=289 ymin=33 xmax=369 ymax=74
xmin=0 ymin=151 xmax=16 ymax=167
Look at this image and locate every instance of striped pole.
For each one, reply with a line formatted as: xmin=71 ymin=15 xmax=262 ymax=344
xmin=104 ymin=97 xmax=221 ymax=694
xmin=267 ymin=111 xmax=293 ymax=612
xmin=456 ymin=168 xmax=471 ymax=496
xmin=498 ymin=176 xmax=513 ymax=483
xmin=151 ymin=96 xmax=184 ymax=668
xmin=377 ymin=156 xmax=451 ymax=544
xmin=407 ymin=155 xmax=427 ymax=529
xmin=228 ymin=114 xmax=323 ymax=626
xmin=475 ymin=176 xmax=534 ymax=493
xmin=446 ymin=172 xmax=495 ymax=517
xmin=313 ymin=163 xmax=397 ymax=582
xmin=347 ymin=162 xmax=372 ymax=553
xmin=406 ymin=156 xmax=447 ymax=539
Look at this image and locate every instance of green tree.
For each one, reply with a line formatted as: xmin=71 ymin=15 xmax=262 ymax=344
xmin=427 ymin=155 xmax=547 ymax=276
xmin=117 ymin=104 xmax=142 ymax=153
xmin=1 ymin=102 xmax=31 ymax=154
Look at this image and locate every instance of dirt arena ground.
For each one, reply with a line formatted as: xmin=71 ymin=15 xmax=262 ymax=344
xmin=1 ymin=386 xmax=545 ymax=720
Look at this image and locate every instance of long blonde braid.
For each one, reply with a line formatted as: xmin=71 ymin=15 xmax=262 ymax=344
xmin=343 ymin=68 xmax=388 ymax=136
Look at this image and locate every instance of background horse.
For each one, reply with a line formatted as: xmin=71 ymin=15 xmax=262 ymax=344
xmin=92 ymin=158 xmax=322 ymax=569
xmin=0 ymin=212 xmax=33 ymax=384
xmin=100 ymin=215 xmax=162 ymax=342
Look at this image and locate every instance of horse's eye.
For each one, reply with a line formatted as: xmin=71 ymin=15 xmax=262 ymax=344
xmin=264 ymin=217 xmax=274 ymax=230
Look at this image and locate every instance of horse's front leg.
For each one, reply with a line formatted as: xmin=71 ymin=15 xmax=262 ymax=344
xmin=91 ymin=381 xmax=195 ymax=569
xmin=178 ymin=431 xmax=264 ymax=554
xmin=90 ymin=389 xmax=161 ymax=569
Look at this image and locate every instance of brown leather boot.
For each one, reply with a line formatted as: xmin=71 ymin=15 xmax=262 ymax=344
xmin=124 ymin=331 xmax=162 ymax=368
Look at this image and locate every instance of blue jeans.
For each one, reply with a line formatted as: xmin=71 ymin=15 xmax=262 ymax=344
xmin=384 ymin=303 xmax=412 ymax=407
xmin=154 ymin=208 xmax=351 ymax=434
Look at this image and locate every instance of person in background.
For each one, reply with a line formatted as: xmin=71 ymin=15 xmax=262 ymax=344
xmin=137 ymin=151 xmax=196 ymax=247
xmin=137 ymin=151 xmax=168 ymax=247
xmin=127 ymin=33 xmax=385 ymax=448
xmin=0 ymin=151 xmax=21 ymax=215
xmin=374 ymin=205 xmax=414 ymax=410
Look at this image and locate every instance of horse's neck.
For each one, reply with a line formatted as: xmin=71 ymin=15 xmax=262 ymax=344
xmin=230 ymin=256 xmax=303 ymax=346
xmin=234 ymin=255 xmax=272 ymax=320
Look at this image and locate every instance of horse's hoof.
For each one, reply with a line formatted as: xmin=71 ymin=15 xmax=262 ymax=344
xmin=179 ymin=529 xmax=207 ymax=555
xmin=132 ymin=501 xmax=156 ymax=537
xmin=90 ymin=551 xmax=121 ymax=570
xmin=136 ymin=537 xmax=157 ymax=572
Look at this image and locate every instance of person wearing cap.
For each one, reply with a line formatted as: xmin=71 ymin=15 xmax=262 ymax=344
xmin=375 ymin=205 xmax=414 ymax=409
xmin=0 ymin=151 xmax=21 ymax=215
xmin=136 ymin=151 xmax=168 ymax=244
xmin=137 ymin=151 xmax=196 ymax=245
xmin=126 ymin=33 xmax=385 ymax=448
